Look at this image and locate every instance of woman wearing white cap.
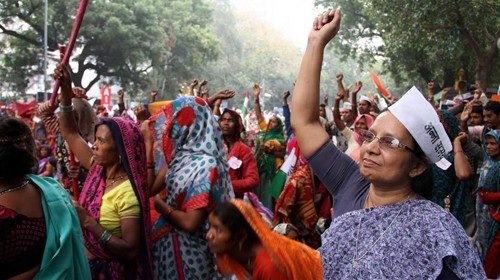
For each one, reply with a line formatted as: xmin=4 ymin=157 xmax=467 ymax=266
xmin=291 ymin=8 xmax=485 ymax=279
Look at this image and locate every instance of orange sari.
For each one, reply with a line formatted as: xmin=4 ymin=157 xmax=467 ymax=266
xmin=216 ymin=199 xmax=322 ymax=280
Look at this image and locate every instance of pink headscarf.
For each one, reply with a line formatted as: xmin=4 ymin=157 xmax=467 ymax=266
xmin=352 ymin=114 xmax=375 ymax=146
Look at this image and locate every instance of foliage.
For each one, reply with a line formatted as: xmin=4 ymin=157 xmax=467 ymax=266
xmin=195 ymin=0 xmax=302 ymax=109
xmin=315 ymin=0 xmax=500 ymax=89
xmin=0 ymin=0 xmax=220 ymax=97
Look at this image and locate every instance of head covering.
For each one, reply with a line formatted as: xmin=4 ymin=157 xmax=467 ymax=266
xmin=341 ymin=102 xmax=352 ymax=111
xmin=215 ymin=199 xmax=322 ymax=280
xmin=359 ymin=95 xmax=372 ymax=105
xmin=221 ymin=108 xmax=244 ymax=141
xmin=388 ymin=86 xmax=452 ymax=170
xmin=352 ymin=114 xmax=375 ymax=146
xmin=79 ymin=117 xmax=152 ymax=279
xmin=150 ymin=96 xmax=234 ymax=210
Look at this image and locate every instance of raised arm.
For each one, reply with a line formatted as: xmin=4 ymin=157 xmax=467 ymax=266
xmin=54 ymin=64 xmax=93 ymax=170
xmin=333 ymin=91 xmax=346 ymax=131
xmin=253 ymin=84 xmax=265 ymax=125
xmin=282 ymin=91 xmax=293 ymax=139
xmin=291 ymin=9 xmax=341 ymax=157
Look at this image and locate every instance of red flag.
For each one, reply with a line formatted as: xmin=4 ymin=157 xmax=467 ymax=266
xmin=368 ymin=71 xmax=390 ymax=98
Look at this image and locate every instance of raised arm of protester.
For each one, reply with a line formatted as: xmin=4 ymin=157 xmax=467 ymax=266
xmin=188 ymin=79 xmax=198 ymax=96
xmin=350 ymin=81 xmax=362 ymax=117
xmin=117 ymin=89 xmax=126 ymax=115
xmin=282 ymin=90 xmax=293 ymax=139
xmin=54 ymin=64 xmax=93 ymax=170
xmin=253 ymin=84 xmax=265 ymax=125
xmin=453 ymin=132 xmax=473 ymax=180
xmin=150 ymin=89 xmax=158 ymax=103
xmin=333 ymin=90 xmax=347 ymax=131
xmin=291 ymin=9 xmax=341 ymax=157
xmin=207 ymin=89 xmax=236 ymax=108
xmin=336 ymin=73 xmax=347 ymax=101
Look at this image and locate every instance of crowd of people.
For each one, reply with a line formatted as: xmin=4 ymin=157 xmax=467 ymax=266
xmin=1 ymin=8 xmax=499 ymax=280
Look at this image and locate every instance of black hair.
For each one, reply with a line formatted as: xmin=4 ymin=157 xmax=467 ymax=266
xmin=211 ymin=202 xmax=260 ymax=249
xmin=409 ymin=138 xmax=434 ymax=200
xmin=484 ymin=101 xmax=500 ymax=115
xmin=0 ymin=116 xmax=37 ymax=180
xmin=471 ymin=105 xmax=483 ymax=115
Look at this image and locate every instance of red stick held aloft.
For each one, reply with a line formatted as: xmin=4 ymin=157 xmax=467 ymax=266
xmin=49 ymin=0 xmax=90 ymax=106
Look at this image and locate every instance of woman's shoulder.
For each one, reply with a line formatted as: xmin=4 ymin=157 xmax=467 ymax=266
xmin=252 ymin=249 xmax=288 ymax=280
xmin=232 ymin=141 xmax=254 ymax=154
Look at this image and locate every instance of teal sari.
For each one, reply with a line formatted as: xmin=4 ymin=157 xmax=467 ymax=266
xmin=28 ymin=175 xmax=91 ymax=280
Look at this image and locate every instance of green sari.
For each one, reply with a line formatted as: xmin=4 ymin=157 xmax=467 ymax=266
xmin=254 ymin=117 xmax=285 ymax=209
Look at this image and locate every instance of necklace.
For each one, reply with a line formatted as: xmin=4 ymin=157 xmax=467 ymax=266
xmin=0 ymin=180 xmax=30 ymax=196
xmin=105 ymin=174 xmax=126 ymax=188
xmin=352 ymin=192 xmax=411 ymax=269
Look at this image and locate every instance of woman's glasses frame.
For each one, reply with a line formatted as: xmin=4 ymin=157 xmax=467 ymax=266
xmin=359 ymin=129 xmax=415 ymax=153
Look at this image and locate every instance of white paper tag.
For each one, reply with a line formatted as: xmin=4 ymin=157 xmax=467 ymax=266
xmin=228 ymin=156 xmax=242 ymax=169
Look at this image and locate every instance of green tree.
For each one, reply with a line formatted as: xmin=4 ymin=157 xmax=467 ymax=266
xmin=195 ymin=0 xmax=302 ymax=109
xmin=315 ymin=0 xmax=499 ymax=89
xmin=0 ymin=0 xmax=219 ymax=97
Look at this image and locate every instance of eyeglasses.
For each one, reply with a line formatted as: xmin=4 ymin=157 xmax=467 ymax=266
xmin=358 ymin=130 xmax=414 ymax=153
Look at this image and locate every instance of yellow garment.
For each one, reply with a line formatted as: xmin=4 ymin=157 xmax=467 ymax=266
xmin=99 ymin=180 xmax=140 ymax=238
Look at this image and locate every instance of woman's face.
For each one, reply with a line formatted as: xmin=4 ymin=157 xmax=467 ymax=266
xmin=219 ymin=112 xmax=236 ymax=137
xmin=91 ymin=125 xmax=119 ymax=167
xmin=485 ymin=137 xmax=499 ymax=158
xmin=268 ymin=117 xmax=278 ymax=130
xmin=206 ymin=213 xmax=234 ymax=254
xmin=359 ymin=112 xmax=418 ymax=188
xmin=354 ymin=117 xmax=368 ymax=132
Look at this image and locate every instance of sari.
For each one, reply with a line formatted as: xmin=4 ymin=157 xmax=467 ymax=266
xmin=216 ymin=199 xmax=322 ymax=280
xmin=475 ymin=130 xmax=500 ymax=277
xmin=78 ymin=117 xmax=152 ymax=279
xmin=1 ymin=175 xmax=90 ymax=280
xmin=320 ymin=199 xmax=485 ymax=279
xmin=254 ymin=117 xmax=285 ymax=209
xmin=30 ymin=175 xmax=91 ymax=279
xmin=432 ymin=110 xmax=480 ymax=233
xmin=273 ymin=138 xmax=320 ymax=248
xmin=150 ymin=96 xmax=234 ymax=279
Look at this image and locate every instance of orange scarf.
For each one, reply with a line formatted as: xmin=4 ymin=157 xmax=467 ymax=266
xmin=216 ymin=199 xmax=323 ymax=280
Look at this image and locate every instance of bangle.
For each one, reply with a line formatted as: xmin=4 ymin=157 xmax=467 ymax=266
xmin=59 ymin=104 xmax=74 ymax=113
xmin=98 ymin=230 xmax=112 ymax=244
xmin=147 ymin=162 xmax=156 ymax=169
xmin=454 ymin=150 xmax=464 ymax=155
xmin=166 ymin=206 xmax=175 ymax=217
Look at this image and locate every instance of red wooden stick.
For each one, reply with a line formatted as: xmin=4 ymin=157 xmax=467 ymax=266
xmin=49 ymin=0 xmax=90 ymax=106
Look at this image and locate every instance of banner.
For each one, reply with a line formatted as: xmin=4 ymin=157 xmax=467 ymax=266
xmin=100 ymin=85 xmax=112 ymax=111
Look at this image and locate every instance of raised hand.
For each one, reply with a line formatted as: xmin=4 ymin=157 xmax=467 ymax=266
xmin=349 ymin=81 xmax=363 ymax=94
xmin=283 ymin=91 xmax=291 ymax=100
xmin=323 ymin=94 xmax=329 ymax=105
xmin=253 ymin=84 xmax=261 ymax=99
xmin=336 ymin=73 xmax=343 ymax=83
xmin=460 ymin=102 xmax=473 ymax=122
xmin=335 ymin=91 xmax=345 ymax=102
xmin=454 ymin=131 xmax=468 ymax=146
xmin=118 ymin=89 xmax=125 ymax=100
xmin=309 ymin=8 xmax=342 ymax=47
xmin=216 ymin=89 xmax=236 ymax=100
xmin=53 ymin=63 xmax=72 ymax=90
xmin=151 ymin=89 xmax=158 ymax=98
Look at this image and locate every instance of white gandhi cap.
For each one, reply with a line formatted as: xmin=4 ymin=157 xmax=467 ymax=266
xmin=388 ymin=86 xmax=452 ymax=170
